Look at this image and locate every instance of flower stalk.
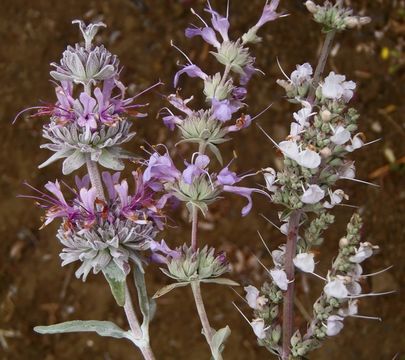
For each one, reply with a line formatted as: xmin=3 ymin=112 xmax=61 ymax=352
xmin=281 ymin=211 xmax=301 ymax=360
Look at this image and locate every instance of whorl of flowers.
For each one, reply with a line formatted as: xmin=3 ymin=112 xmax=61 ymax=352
xmin=142 ymin=149 xmax=268 ymax=217
xmin=24 ymin=170 xmax=164 ymax=280
xmin=17 ymin=20 xmax=158 ymax=174
xmin=162 ymin=0 xmax=283 ymax=163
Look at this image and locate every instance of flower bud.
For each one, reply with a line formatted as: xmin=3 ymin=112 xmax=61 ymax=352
xmin=345 ymin=16 xmax=359 ymax=28
xmin=321 ymin=109 xmax=332 ymax=122
xmin=339 ymin=237 xmax=349 ymax=248
xmin=305 ymin=1 xmax=318 ymax=14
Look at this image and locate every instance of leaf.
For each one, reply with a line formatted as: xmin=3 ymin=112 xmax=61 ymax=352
xmin=102 ymin=262 xmax=126 ymax=307
xmin=152 ymin=282 xmax=190 ymax=299
xmin=211 ymin=325 xmax=231 ymax=359
xmin=62 ymin=150 xmax=86 ymax=175
xmin=98 ymin=149 xmax=125 ymax=171
xmin=208 ymin=143 xmax=223 ymax=165
xmin=133 ymin=263 xmax=153 ymax=330
xmin=34 ymin=320 xmax=129 ymax=339
xmin=38 ymin=148 xmax=74 ymax=169
xmin=200 ymin=278 xmax=240 ymax=286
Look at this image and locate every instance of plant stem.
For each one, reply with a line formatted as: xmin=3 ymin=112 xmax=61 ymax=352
xmin=191 ymin=204 xmax=199 ymax=251
xmin=308 ymin=30 xmax=336 ymax=103
xmin=191 ymin=281 xmax=218 ymax=358
xmin=281 ymin=211 xmax=301 ymax=360
xmin=281 ymin=29 xmax=336 ymax=360
xmin=85 ymin=154 xmax=106 ymax=201
xmin=124 ymin=283 xmax=156 ymax=360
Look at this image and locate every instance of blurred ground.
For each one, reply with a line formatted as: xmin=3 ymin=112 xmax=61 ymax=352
xmin=0 ymin=0 xmax=404 ymax=359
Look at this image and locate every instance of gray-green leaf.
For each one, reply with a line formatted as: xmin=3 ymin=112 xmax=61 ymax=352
xmin=34 ymin=320 xmax=129 ymax=339
xmin=102 ymin=262 xmax=126 ymax=306
xmin=211 ymin=325 xmax=231 ymax=359
xmin=152 ymin=282 xmax=190 ymax=299
xmin=200 ymin=278 xmax=240 ymax=286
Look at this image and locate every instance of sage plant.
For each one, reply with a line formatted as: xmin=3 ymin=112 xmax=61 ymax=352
xmin=17 ymin=21 xmax=164 ymax=360
xmin=145 ymin=1 xmax=283 ymax=359
xmin=241 ymin=1 xmax=391 ymax=359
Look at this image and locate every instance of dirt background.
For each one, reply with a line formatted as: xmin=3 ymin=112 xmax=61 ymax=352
xmin=0 ymin=0 xmax=404 ymax=359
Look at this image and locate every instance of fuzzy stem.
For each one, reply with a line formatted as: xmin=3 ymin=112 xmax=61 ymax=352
xmin=308 ymin=30 xmax=336 ymax=103
xmin=124 ymin=283 xmax=156 ymax=360
xmin=191 ymin=281 xmax=218 ymax=358
xmin=191 ymin=205 xmax=199 ymax=251
xmin=85 ymin=154 xmax=106 ymax=201
xmin=282 ymin=211 xmax=301 ymax=360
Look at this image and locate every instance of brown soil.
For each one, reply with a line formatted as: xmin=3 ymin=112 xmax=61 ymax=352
xmin=0 ymin=0 xmax=404 ymax=359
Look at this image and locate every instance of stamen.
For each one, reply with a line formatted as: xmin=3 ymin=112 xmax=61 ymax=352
xmin=132 ymin=81 xmax=164 ymax=100
xmin=362 ymin=265 xmax=394 ymax=277
xmin=170 ymin=40 xmax=193 ymax=64
xmin=259 ymin=213 xmax=281 ymax=231
xmin=276 ymin=57 xmax=291 ymax=81
xmin=257 ymin=230 xmax=272 ymax=256
xmin=348 ymin=290 xmax=396 ymax=299
xmin=251 ymin=103 xmax=273 ymax=121
xmin=229 ymin=287 xmax=249 ymax=305
xmin=340 ymin=177 xmax=380 ymax=188
xmin=190 ymin=8 xmax=209 ymax=28
xmin=232 ymin=302 xmax=251 ymax=325
xmin=256 ymin=124 xmax=280 ymax=148
xmin=351 ymin=314 xmax=382 ymax=321
xmin=363 ymin=138 xmax=382 ymax=147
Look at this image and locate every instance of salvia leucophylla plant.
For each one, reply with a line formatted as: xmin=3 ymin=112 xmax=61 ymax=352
xmin=17 ymin=20 xmax=165 ymax=359
xmin=15 ymin=2 xmax=391 ymax=360
xmin=240 ymin=1 xmax=393 ymax=359
xmin=146 ymin=1 xmax=284 ymax=358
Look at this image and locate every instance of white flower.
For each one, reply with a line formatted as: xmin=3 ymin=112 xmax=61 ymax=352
xmin=326 ymin=315 xmax=344 ymax=336
xmin=338 ymin=300 xmax=359 ymax=317
xmin=331 ymin=126 xmax=351 ymax=145
xmin=279 ymin=140 xmax=321 ymax=169
xmin=271 ymin=245 xmax=286 ymax=267
xmin=345 ymin=134 xmax=364 ymax=152
xmin=349 ymin=242 xmax=376 ymax=263
xmin=291 ymin=63 xmax=313 ymax=86
xmin=324 ymin=278 xmax=348 ymax=299
xmin=263 ymin=167 xmax=277 ymax=192
xmin=339 ymin=162 xmax=356 ymax=179
xmin=270 ymin=269 xmax=288 ymax=291
xmin=251 ymin=318 xmax=267 ymax=339
xmin=301 ymin=184 xmax=325 ymax=204
xmin=323 ymin=189 xmax=346 ymax=209
xmin=293 ymin=252 xmax=315 ymax=273
xmin=244 ymin=285 xmax=268 ymax=310
xmin=322 ymin=72 xmax=356 ymax=102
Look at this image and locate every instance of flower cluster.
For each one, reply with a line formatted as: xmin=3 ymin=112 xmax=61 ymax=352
xmin=242 ymin=2 xmax=386 ymax=358
xmin=162 ymin=0 xmax=282 ymax=162
xmin=20 ymin=20 xmax=158 ymax=174
xmin=25 ymin=170 xmax=164 ymax=280
xmin=305 ymin=0 xmax=371 ymax=32
xmin=142 ymin=149 xmax=267 ymax=217
xmin=265 ymin=62 xmax=369 ymax=214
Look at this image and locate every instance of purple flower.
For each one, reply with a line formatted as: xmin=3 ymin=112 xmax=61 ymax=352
xmin=182 ymin=154 xmax=210 ymax=184
xmin=205 ymin=6 xmax=230 ymax=42
xmin=143 ymin=151 xmax=181 ymax=184
xmin=149 ymin=239 xmax=181 ymax=264
xmin=211 ymin=98 xmax=242 ymax=122
xmin=226 ymin=114 xmax=253 ymax=133
xmin=185 ymin=26 xmax=221 ymax=48
xmin=255 ymin=0 xmax=282 ymax=29
xmin=240 ymin=63 xmax=258 ymax=86
xmin=174 ymin=64 xmax=208 ymax=88
xmin=75 ymin=92 xmax=98 ymax=130
xmin=217 ymin=167 xmax=240 ymax=185
xmin=160 ymin=108 xmax=183 ymax=131
xmin=223 ymin=185 xmax=267 ymax=216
